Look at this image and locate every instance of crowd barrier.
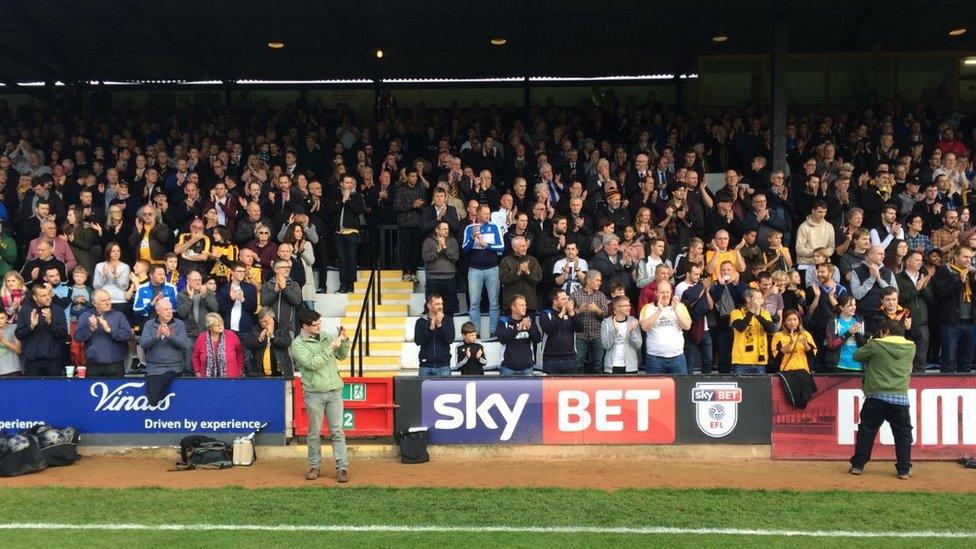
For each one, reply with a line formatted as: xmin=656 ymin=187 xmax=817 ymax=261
xmin=1 ymin=375 xmax=972 ymax=460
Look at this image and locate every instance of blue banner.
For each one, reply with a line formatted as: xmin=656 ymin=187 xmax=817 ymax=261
xmin=420 ymin=379 xmax=543 ymax=443
xmin=0 ymin=379 xmax=285 ymax=440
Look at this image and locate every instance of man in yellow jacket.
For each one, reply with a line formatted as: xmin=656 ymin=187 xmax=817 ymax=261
xmin=290 ymin=308 xmax=351 ymax=483
xmin=729 ymin=287 xmax=775 ymax=374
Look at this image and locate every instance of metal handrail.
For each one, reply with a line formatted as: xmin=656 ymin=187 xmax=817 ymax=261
xmin=349 ymin=267 xmax=382 ymax=377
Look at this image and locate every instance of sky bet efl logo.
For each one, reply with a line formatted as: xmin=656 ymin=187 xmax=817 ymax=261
xmin=420 ymin=378 xmax=675 ymax=444
xmin=691 ymin=382 xmax=742 ymax=438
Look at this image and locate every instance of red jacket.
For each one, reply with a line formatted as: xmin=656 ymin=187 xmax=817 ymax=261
xmin=192 ymin=329 xmax=245 ymax=378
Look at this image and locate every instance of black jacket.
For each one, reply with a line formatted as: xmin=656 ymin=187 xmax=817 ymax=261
xmin=326 ymin=191 xmax=365 ymax=232
xmin=16 ymin=300 xmax=69 ymax=362
xmin=931 ymin=265 xmax=976 ymax=324
xmin=539 ymin=308 xmax=581 ymax=359
xmin=244 ymin=323 xmax=294 ymax=377
xmin=414 ymin=315 xmax=456 ymax=366
xmin=496 ymin=314 xmax=542 ymax=370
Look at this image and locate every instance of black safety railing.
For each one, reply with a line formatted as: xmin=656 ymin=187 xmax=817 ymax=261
xmin=372 ymin=225 xmax=400 ymax=269
xmin=349 ymin=267 xmax=382 ymax=377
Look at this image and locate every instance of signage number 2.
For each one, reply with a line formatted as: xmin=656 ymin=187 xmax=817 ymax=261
xmin=343 ymin=411 xmax=355 ymax=429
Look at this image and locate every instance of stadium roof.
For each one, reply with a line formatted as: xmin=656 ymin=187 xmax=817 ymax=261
xmin=0 ymin=0 xmax=973 ymax=84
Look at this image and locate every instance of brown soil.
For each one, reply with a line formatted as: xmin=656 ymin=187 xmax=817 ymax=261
xmin=4 ymin=456 xmax=974 ymax=492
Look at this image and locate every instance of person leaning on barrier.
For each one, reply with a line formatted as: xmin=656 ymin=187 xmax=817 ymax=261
xmin=244 ymin=307 xmax=293 ymax=377
xmin=290 ymin=307 xmax=350 ymax=483
xmin=140 ymin=299 xmax=193 ymax=405
xmin=73 ymin=289 xmax=132 ymax=377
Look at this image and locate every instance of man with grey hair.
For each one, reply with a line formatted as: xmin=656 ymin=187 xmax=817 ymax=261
xmin=21 ymin=239 xmax=67 ymax=283
xmin=74 ymin=289 xmax=133 ymax=376
xmin=499 ymin=235 xmax=544 ymax=314
xmin=850 ymin=244 xmax=899 ymax=334
xmin=589 ymin=233 xmax=629 ymax=294
xmin=140 ymin=299 xmax=192 ymax=404
xmin=177 ymin=269 xmax=219 ymax=341
xmin=27 ymin=219 xmax=77 ymax=272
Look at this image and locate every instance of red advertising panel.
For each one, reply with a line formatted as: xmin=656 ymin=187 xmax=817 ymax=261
xmin=293 ymin=377 xmax=394 ymax=437
xmin=772 ymin=376 xmax=976 ymax=460
xmin=541 ymin=377 xmax=676 ymax=444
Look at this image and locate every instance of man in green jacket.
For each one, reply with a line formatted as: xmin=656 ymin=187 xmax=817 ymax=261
xmin=849 ymin=318 xmax=915 ymax=479
xmin=290 ymin=308 xmax=351 ymax=482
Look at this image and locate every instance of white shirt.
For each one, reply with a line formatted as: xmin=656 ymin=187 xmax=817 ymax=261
xmin=553 ymin=257 xmax=589 ymax=294
xmin=611 ymin=320 xmax=628 ymax=367
xmin=640 ymin=303 xmax=687 ymax=358
xmin=230 ymin=283 xmax=242 ymax=331
xmin=491 ymin=209 xmax=510 ymax=235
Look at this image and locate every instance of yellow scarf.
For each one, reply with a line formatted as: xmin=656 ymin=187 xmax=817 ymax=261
xmin=950 ymin=263 xmax=972 ymax=303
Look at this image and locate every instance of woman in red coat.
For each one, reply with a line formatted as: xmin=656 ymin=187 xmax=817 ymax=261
xmin=192 ymin=312 xmax=245 ymax=377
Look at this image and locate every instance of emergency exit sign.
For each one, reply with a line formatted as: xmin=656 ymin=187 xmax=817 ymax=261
xmin=343 ymin=383 xmax=366 ymax=401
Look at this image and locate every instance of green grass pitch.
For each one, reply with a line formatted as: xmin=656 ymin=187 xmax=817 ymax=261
xmin=0 ymin=486 xmax=974 ymax=547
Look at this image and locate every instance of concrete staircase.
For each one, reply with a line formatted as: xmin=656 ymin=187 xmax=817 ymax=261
xmin=315 ymin=268 xmax=517 ymax=378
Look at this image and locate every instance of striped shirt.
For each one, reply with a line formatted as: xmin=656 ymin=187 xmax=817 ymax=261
xmin=869 ymin=393 xmax=910 ymax=406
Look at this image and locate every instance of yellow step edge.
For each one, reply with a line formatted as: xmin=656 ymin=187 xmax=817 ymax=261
xmin=355 ymin=281 xmax=413 ymax=291
xmin=339 ymin=355 xmax=402 ymax=366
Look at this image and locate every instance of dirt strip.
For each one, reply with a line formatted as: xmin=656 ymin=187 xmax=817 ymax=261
xmin=3 ymin=456 xmax=974 ymax=492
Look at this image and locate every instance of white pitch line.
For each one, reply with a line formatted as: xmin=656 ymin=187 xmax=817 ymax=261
xmin=0 ymin=523 xmax=973 ymax=538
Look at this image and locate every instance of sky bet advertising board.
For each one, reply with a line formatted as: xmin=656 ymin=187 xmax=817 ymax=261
xmin=0 ymin=379 xmax=286 ymax=445
xmin=420 ymin=378 xmax=677 ymax=444
xmin=413 ymin=376 xmax=772 ymax=445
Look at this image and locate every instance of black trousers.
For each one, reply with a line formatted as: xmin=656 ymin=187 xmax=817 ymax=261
xmin=335 ymin=232 xmax=360 ymax=291
xmin=86 ymin=361 xmax=125 ymax=377
xmin=398 ymin=227 xmax=421 ymax=275
xmin=25 ymin=358 xmax=64 ymax=377
xmin=425 ymin=277 xmax=458 ymax=316
xmin=850 ymin=397 xmax=913 ymax=475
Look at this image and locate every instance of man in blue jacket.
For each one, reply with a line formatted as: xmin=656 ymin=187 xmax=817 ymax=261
xmin=539 ymin=289 xmax=582 ymax=374
xmin=16 ymin=283 xmax=69 ymax=376
xmin=414 ymin=294 xmax=456 ymax=376
xmin=74 ymin=289 xmax=133 ymax=377
xmin=133 ymin=264 xmax=178 ymax=321
xmin=496 ymin=294 xmax=542 ymax=376
xmin=462 ymin=204 xmax=505 ymax=336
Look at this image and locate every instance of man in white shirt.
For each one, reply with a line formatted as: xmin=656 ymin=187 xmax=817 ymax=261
xmin=869 ymin=204 xmax=905 ymax=250
xmin=553 ymin=241 xmax=589 ymax=295
xmin=639 ymin=281 xmax=692 ymax=374
xmin=491 ymin=193 xmax=515 ymax=236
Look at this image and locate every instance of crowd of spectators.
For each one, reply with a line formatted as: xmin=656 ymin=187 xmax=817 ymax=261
xmin=0 ymin=91 xmax=975 ymax=378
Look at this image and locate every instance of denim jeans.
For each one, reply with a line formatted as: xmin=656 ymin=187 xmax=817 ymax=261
xmin=304 ymin=389 xmax=348 ymax=470
xmin=419 ymin=364 xmax=452 ymax=377
xmin=543 ymin=357 xmax=578 ymax=375
xmin=941 ymin=322 xmax=974 ymax=373
xmin=426 ymin=277 xmax=459 ymax=317
xmin=500 ymin=366 xmax=533 ymax=376
xmin=684 ymin=332 xmax=714 ymax=374
xmin=850 ymin=397 xmax=913 ymax=476
xmin=644 ymin=354 xmax=688 ymax=375
xmin=335 ymin=232 xmax=359 ymax=291
xmin=575 ymin=337 xmax=605 ymax=374
xmin=732 ymin=365 xmax=766 ymax=375
xmin=468 ymin=266 xmax=500 ymax=336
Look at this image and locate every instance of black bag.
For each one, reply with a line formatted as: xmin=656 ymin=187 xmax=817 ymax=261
xmin=28 ymin=425 xmax=81 ymax=467
xmin=0 ymin=432 xmax=48 ymax=477
xmin=174 ymin=435 xmax=233 ymax=470
xmin=396 ymin=429 xmax=430 ymax=464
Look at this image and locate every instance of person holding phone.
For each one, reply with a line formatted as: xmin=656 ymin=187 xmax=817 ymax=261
xmin=290 ymin=308 xmax=351 ymax=483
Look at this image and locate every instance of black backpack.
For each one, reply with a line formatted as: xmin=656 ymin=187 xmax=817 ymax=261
xmin=174 ymin=436 xmax=233 ymax=470
xmin=395 ymin=429 xmax=430 ymax=464
xmin=27 ymin=425 xmax=81 ymax=467
xmin=0 ymin=431 xmax=48 ymax=477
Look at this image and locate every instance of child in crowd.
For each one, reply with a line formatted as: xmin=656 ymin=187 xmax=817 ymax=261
xmin=0 ymin=311 xmax=21 ymax=377
xmin=455 ymin=322 xmax=486 ymax=375
xmin=210 ymin=226 xmax=239 ymax=282
xmin=1 ymin=271 xmax=25 ymax=319
xmin=68 ymin=266 xmax=94 ymax=366
xmin=164 ymin=252 xmax=186 ymax=292
xmin=771 ymin=309 xmax=817 ymax=372
xmin=832 ymin=294 xmax=865 ymax=372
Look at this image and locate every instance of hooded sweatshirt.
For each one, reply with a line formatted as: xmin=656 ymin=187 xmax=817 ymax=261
xmin=795 ymin=214 xmax=835 ymax=265
xmin=852 ymin=335 xmax=915 ymax=397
